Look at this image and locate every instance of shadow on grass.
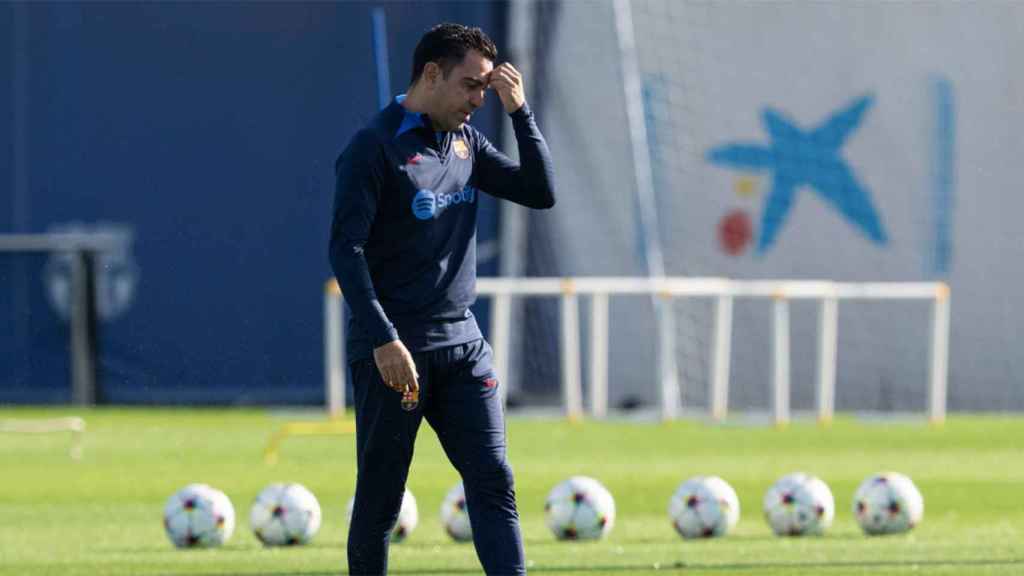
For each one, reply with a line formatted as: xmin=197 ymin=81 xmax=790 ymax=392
xmin=123 ymin=533 xmax=874 ymax=555
xmin=159 ymin=557 xmax=1024 ymax=575
xmin=521 ymin=533 xmax=872 ymax=547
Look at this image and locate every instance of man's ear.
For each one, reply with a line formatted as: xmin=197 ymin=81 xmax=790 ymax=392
xmin=423 ymin=62 xmax=441 ymax=86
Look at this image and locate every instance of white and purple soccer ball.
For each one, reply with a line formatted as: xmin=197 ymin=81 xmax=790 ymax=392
xmin=853 ymin=472 xmax=924 ymax=535
xmin=545 ymin=476 xmax=616 ymax=540
xmin=440 ymin=481 xmax=473 ymax=542
xmin=346 ymin=489 xmax=418 ymax=543
xmin=250 ymin=483 xmax=322 ymax=546
xmin=669 ymin=476 xmax=741 ymax=539
xmin=763 ymin=473 xmax=834 ymax=536
xmin=163 ymin=483 xmax=236 ymax=548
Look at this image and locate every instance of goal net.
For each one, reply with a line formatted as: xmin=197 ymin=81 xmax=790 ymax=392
xmin=501 ymin=1 xmax=1021 ymax=414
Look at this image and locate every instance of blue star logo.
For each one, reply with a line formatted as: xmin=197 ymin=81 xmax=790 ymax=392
xmin=707 ymin=95 xmax=887 ymax=253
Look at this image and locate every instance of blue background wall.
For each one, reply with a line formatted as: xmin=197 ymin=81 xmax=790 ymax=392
xmin=1 ymin=1 xmax=507 ymax=404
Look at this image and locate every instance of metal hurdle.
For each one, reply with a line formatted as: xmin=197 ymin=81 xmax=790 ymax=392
xmin=324 ymin=277 xmax=950 ymax=426
xmin=0 ymin=417 xmax=86 ymax=460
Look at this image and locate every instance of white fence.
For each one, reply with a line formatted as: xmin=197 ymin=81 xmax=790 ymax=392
xmin=324 ymin=277 xmax=950 ymax=425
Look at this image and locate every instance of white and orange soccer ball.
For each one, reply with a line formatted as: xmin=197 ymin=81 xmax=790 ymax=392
xmin=668 ymin=476 xmax=741 ymax=539
xmin=853 ymin=472 xmax=924 ymax=535
xmin=544 ymin=476 xmax=616 ymax=541
xmin=250 ymin=483 xmax=322 ymax=546
xmin=763 ymin=473 xmax=834 ymax=536
xmin=346 ymin=489 xmax=419 ymax=543
xmin=440 ymin=481 xmax=473 ymax=542
xmin=163 ymin=483 xmax=236 ymax=548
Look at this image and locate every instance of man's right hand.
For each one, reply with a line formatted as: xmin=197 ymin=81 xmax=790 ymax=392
xmin=373 ymin=340 xmax=420 ymax=396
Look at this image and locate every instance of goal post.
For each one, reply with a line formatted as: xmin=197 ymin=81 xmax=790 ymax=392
xmin=323 ymin=279 xmax=345 ymax=418
xmin=0 ymin=232 xmax=129 ymax=405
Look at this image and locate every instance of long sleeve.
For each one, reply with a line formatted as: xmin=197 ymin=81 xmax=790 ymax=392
xmin=328 ymin=130 xmax=399 ymax=347
xmin=472 ymin=102 xmax=556 ymax=209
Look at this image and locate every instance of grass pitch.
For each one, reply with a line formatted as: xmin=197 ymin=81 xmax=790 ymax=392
xmin=0 ymin=407 xmax=1021 ymax=575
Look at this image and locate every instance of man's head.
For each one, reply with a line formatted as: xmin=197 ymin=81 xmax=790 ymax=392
xmin=408 ymin=23 xmax=497 ymax=132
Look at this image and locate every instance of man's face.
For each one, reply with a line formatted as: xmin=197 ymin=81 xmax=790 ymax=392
xmin=427 ymin=50 xmax=493 ymax=132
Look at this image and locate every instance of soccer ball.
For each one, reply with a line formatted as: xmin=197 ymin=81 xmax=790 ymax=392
xmin=763 ymin=473 xmax=834 ymax=536
xmin=163 ymin=483 xmax=235 ymax=548
xmin=668 ymin=476 xmax=741 ymax=539
xmin=440 ymin=481 xmax=473 ymax=542
xmin=853 ymin=472 xmax=924 ymax=535
xmin=249 ymin=483 xmax=322 ymax=546
xmin=544 ymin=476 xmax=616 ymax=540
xmin=346 ymin=489 xmax=418 ymax=543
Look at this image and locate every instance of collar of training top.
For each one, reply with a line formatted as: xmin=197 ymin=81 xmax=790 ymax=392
xmin=393 ymin=94 xmax=432 ymax=138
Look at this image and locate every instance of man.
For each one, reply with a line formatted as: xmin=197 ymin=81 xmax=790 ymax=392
xmin=329 ymin=23 xmax=555 ymax=575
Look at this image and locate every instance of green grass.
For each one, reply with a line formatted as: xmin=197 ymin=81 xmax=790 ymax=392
xmin=0 ymin=408 xmax=1021 ymax=575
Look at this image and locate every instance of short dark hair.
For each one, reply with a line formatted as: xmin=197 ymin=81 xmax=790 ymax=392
xmin=410 ymin=23 xmax=497 ymax=85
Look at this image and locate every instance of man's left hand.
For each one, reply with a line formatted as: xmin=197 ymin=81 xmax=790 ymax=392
xmin=488 ymin=63 xmax=526 ymax=114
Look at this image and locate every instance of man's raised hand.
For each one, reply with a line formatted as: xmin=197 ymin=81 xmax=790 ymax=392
xmin=488 ymin=63 xmax=526 ymax=114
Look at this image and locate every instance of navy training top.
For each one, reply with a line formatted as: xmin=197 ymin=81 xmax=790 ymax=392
xmin=330 ymin=97 xmax=556 ymax=362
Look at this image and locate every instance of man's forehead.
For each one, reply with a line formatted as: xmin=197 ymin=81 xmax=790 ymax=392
xmin=453 ymin=50 xmax=493 ymax=80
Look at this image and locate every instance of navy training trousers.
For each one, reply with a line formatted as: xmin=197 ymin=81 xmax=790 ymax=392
xmin=346 ymin=339 xmax=525 ymax=575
